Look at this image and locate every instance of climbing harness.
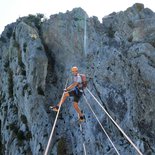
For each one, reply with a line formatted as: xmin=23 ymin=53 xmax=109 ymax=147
xmin=74 ymin=86 xmax=79 ymax=95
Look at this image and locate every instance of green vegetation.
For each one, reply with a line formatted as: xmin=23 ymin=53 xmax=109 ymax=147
xmin=107 ymin=25 xmax=115 ymax=38
xmin=17 ymin=47 xmax=22 ymax=66
xmin=17 ymin=130 xmax=25 ymax=141
xmin=128 ymin=20 xmax=134 ymax=29
xmin=135 ymin=3 xmax=144 ymax=12
xmin=8 ymin=118 xmax=32 ymax=147
xmin=128 ymin=36 xmax=133 ymax=42
xmin=8 ymin=68 xmax=14 ymax=98
xmin=22 ymin=84 xmax=29 ymax=96
xmin=4 ymin=105 xmax=8 ymax=112
xmin=57 ymin=138 xmax=67 ymax=155
xmin=13 ymin=105 xmax=18 ymax=114
xmin=23 ymin=42 xmax=27 ymax=53
xmin=17 ymin=46 xmax=26 ymax=76
xmin=9 ymin=123 xmax=18 ymax=133
xmin=4 ymin=60 xmax=9 ymax=72
xmin=14 ymin=40 xmax=27 ymax=76
xmin=37 ymin=86 xmax=44 ymax=96
xmin=25 ymin=131 xmax=32 ymax=140
xmin=22 ymin=83 xmax=31 ymax=96
xmin=20 ymin=115 xmax=27 ymax=124
xmin=12 ymin=31 xmax=16 ymax=40
xmin=17 ymin=130 xmax=25 ymax=145
xmin=17 ymin=13 xmax=45 ymax=31
xmin=6 ymin=27 xmax=13 ymax=39
xmin=13 ymin=41 xmax=20 ymax=48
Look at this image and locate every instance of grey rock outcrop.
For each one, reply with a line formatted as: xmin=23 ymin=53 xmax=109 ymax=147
xmin=0 ymin=3 xmax=155 ymax=155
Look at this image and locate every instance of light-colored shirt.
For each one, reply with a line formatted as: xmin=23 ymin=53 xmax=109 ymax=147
xmin=74 ymin=74 xmax=82 ymax=83
xmin=74 ymin=74 xmax=83 ymax=92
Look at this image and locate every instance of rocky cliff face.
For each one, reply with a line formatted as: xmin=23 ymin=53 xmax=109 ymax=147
xmin=0 ymin=3 xmax=155 ymax=155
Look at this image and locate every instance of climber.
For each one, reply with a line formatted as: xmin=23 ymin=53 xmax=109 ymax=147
xmin=50 ymin=66 xmax=85 ymax=122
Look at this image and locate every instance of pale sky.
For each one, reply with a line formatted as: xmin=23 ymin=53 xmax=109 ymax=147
xmin=0 ymin=0 xmax=155 ymax=34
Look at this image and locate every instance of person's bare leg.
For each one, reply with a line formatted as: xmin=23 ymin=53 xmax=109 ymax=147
xmin=57 ymin=92 xmax=69 ymax=107
xmin=73 ymin=102 xmax=83 ymax=117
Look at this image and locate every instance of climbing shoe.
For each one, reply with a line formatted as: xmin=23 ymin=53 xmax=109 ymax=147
xmin=78 ymin=115 xmax=85 ymax=122
xmin=50 ymin=105 xmax=59 ymax=112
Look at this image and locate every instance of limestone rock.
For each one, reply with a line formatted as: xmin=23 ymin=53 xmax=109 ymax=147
xmin=0 ymin=3 xmax=155 ymax=155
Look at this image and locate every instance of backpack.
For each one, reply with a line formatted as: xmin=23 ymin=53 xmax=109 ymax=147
xmin=80 ymin=74 xmax=87 ymax=89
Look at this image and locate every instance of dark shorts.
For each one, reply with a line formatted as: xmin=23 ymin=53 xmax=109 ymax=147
xmin=68 ymin=89 xmax=83 ymax=103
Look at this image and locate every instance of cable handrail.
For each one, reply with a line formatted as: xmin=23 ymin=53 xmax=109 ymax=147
xmin=79 ymin=124 xmax=87 ymax=155
xmin=86 ymin=87 xmax=143 ymax=155
xmin=44 ymin=79 xmax=69 ymax=155
xmin=83 ymin=94 xmax=120 ymax=155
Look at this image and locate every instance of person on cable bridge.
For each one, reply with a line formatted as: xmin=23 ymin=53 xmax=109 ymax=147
xmin=50 ymin=66 xmax=85 ymax=122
